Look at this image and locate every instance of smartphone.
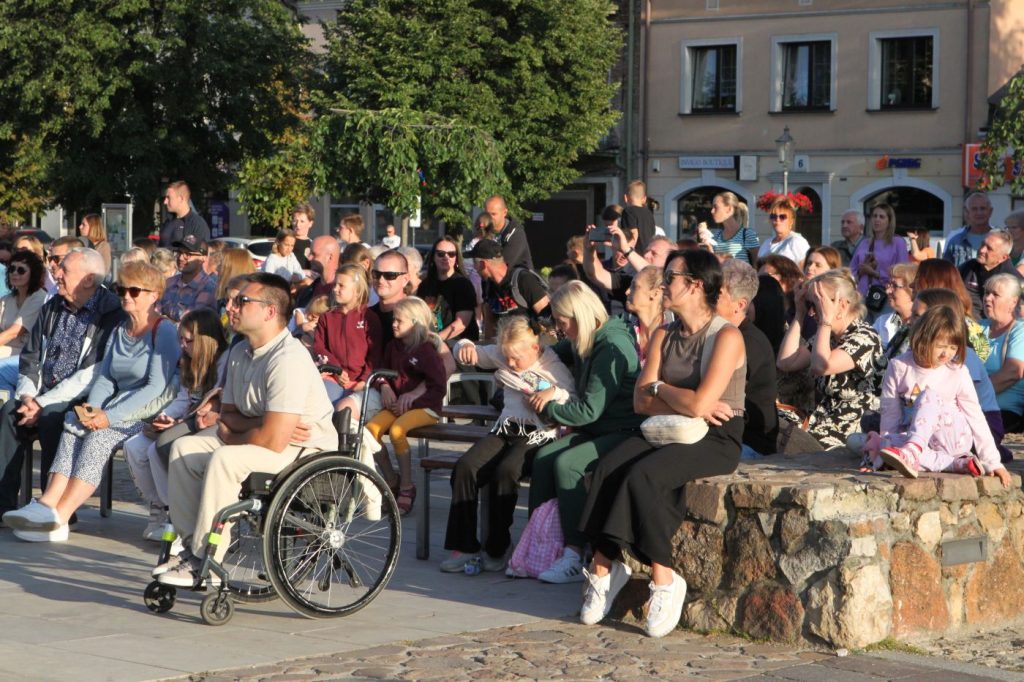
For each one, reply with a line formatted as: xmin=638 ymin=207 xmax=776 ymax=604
xmin=588 ymin=224 xmax=611 ymax=242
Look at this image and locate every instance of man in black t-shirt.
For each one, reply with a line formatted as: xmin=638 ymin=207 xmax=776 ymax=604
xmin=469 ymin=239 xmax=548 ymax=339
xmin=159 ymin=181 xmax=211 ymax=247
xmin=485 ymin=195 xmax=534 ymax=271
xmin=621 ymin=180 xmax=656 ymax=254
xmin=418 ymin=273 xmax=480 ymax=342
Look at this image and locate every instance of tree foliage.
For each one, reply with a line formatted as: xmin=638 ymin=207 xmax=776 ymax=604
xmin=318 ymin=0 xmax=623 ymax=224
xmin=978 ymin=68 xmax=1024 ymax=195
xmin=0 ymin=0 xmax=311 ymax=225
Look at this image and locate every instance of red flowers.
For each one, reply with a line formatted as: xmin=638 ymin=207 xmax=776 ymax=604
xmin=756 ymin=191 xmax=814 ymax=214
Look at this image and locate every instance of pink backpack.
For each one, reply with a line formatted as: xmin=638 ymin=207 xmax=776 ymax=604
xmin=508 ymin=499 xmax=564 ymax=578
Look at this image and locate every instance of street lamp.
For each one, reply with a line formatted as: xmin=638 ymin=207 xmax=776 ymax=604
xmin=775 ymin=126 xmax=795 ymax=195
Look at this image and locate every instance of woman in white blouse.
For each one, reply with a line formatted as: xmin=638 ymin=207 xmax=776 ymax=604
xmin=0 ymin=250 xmax=48 ymax=359
xmin=756 ymin=197 xmax=810 ymax=269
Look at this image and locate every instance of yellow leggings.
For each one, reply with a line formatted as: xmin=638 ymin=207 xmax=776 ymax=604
xmin=366 ymin=408 xmax=439 ymax=456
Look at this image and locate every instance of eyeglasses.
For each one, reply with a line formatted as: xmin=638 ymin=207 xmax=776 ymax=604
xmin=9 ymin=265 xmax=29 ymax=276
xmin=885 ymin=281 xmax=910 ymax=291
xmin=47 ymin=255 xmax=61 ymax=264
xmin=663 ymin=270 xmax=697 ymax=287
xmin=435 ymin=250 xmax=458 ymax=259
xmin=115 ymin=285 xmax=154 ymax=299
xmin=768 ymin=214 xmax=791 ymax=222
xmin=231 ymin=293 xmax=271 ymax=308
xmin=371 ymin=269 xmax=407 ymax=281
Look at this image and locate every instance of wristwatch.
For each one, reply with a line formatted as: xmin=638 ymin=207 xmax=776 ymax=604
xmin=647 ymin=380 xmax=664 ymax=397
xmin=623 ymin=247 xmax=635 ymax=257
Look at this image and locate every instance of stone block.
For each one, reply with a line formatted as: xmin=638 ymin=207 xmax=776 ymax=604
xmin=965 ymin=541 xmax=1024 ymax=625
xmin=806 ymin=562 xmax=892 ymax=648
xmin=672 ymin=521 xmax=725 ymax=593
xmin=681 ymin=593 xmax=739 ymax=633
xmin=724 ymin=515 xmax=777 ymax=588
xmin=607 ymin=577 xmax=652 ymax=624
xmin=779 ymin=509 xmax=810 ymax=553
xmin=730 ymin=482 xmax=782 ymax=509
xmin=1010 ymin=515 xmax=1024 ymax=559
xmin=938 ymin=475 xmax=980 ymax=502
xmin=777 ymin=519 xmax=851 ymax=586
xmin=785 ymin=485 xmax=834 ymax=509
xmin=685 ymin=480 xmax=728 ymax=525
xmin=850 ymin=536 xmax=877 ymax=557
xmin=939 ymin=504 xmax=957 ymax=526
xmin=891 ymin=512 xmax=910 ymax=533
xmin=1007 ymin=500 xmax=1023 ymax=518
xmin=914 ymin=511 xmax=941 ymax=551
xmin=809 ymin=485 xmax=899 ymax=522
xmin=890 ymin=542 xmax=949 ymax=637
xmin=976 ymin=501 xmax=1006 ymax=542
xmin=977 ymin=476 xmax=1013 ymax=498
xmin=757 ymin=511 xmax=776 ymax=536
xmin=738 ymin=583 xmax=804 ymax=643
xmin=895 ymin=477 xmax=939 ymax=501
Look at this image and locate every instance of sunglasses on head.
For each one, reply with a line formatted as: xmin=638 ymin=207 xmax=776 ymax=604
xmin=371 ymin=269 xmax=407 ymax=281
xmin=768 ymin=213 xmax=791 ymax=221
xmin=9 ymin=265 xmax=30 ymax=276
xmin=115 ymin=285 xmax=154 ymax=299
xmin=435 ymin=250 xmax=458 ymax=259
xmin=663 ymin=270 xmax=697 ymax=287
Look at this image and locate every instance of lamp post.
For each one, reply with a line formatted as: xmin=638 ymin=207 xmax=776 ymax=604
xmin=775 ymin=126 xmax=795 ymax=195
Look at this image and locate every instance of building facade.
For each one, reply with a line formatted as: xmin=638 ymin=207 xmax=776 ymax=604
xmin=638 ymin=0 xmax=1024 ymax=245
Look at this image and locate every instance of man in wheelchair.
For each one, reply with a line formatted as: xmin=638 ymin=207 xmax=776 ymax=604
xmin=156 ymin=273 xmax=338 ymax=588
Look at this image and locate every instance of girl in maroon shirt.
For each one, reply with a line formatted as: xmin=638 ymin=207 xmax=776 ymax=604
xmin=367 ymin=296 xmax=448 ymax=514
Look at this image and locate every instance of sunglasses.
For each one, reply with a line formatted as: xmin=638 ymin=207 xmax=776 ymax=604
xmin=231 ymin=293 xmax=271 ymax=308
xmin=371 ymin=269 xmax=407 ymax=281
xmin=115 ymin=285 xmax=154 ymax=299
xmin=47 ymin=255 xmax=62 ymax=264
xmin=663 ymin=270 xmax=697 ymax=287
xmin=9 ymin=265 xmax=29 ymax=276
xmin=435 ymin=250 xmax=458 ymax=259
xmin=768 ymin=214 xmax=791 ymax=221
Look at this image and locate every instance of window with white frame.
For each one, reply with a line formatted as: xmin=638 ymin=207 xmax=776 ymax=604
xmin=680 ymin=38 xmax=741 ymax=114
xmin=770 ymin=34 xmax=837 ymax=112
xmin=868 ymin=29 xmax=939 ymax=111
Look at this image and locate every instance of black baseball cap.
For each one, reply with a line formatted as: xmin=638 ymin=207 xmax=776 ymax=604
xmin=171 ymin=235 xmax=208 ymax=255
xmin=467 ymin=239 xmax=501 ymax=260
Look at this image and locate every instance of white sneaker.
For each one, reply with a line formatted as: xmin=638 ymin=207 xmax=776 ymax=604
xmin=439 ymin=551 xmax=480 ymax=573
xmin=2 ymin=499 xmax=61 ymax=531
xmin=580 ymin=560 xmax=632 ymax=625
xmin=538 ymin=548 xmax=584 ymax=584
xmin=505 ymin=565 xmax=529 ymax=579
xmin=644 ymin=572 xmax=687 ymax=638
xmin=13 ymin=524 xmax=69 ymax=543
xmin=142 ymin=504 xmax=169 ymax=541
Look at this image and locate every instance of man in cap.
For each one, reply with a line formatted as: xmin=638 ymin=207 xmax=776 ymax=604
xmin=158 ymin=235 xmax=218 ymax=321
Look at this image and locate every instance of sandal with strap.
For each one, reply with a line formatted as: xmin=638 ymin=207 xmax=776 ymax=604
xmin=397 ymin=485 xmax=416 ymax=515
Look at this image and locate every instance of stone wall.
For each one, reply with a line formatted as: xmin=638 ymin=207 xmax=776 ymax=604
xmin=612 ymin=451 xmax=1024 ymax=648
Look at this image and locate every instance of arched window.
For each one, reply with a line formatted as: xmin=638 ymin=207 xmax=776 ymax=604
xmin=795 ymin=186 xmax=823 ymax=247
xmin=863 ymin=187 xmax=944 ymax=234
xmin=676 ymin=186 xmax=749 ymax=237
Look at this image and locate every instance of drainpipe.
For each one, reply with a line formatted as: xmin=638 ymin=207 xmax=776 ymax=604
xmin=625 ymin=0 xmax=636 ymax=180
xmin=641 ymin=0 xmax=651 ymax=187
xmin=965 ymin=0 xmax=974 ymax=145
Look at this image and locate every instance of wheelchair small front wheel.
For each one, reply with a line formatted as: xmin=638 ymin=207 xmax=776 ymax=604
xmin=200 ymin=592 xmax=234 ymax=626
xmin=262 ymin=454 xmax=400 ymax=619
xmin=144 ymin=581 xmax=176 ymax=613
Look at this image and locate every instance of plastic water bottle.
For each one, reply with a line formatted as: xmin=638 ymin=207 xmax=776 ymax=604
xmin=464 ymin=556 xmax=483 ymax=576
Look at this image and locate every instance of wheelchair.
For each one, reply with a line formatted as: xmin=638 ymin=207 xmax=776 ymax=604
xmin=143 ymin=371 xmax=401 ymax=625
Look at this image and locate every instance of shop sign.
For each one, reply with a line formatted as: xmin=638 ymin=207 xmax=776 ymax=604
xmin=678 ymin=156 xmax=735 ymax=170
xmin=962 ymin=143 xmax=1023 ymax=188
xmin=875 ymin=155 xmax=921 ymax=170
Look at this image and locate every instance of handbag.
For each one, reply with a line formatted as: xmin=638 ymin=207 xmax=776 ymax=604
xmin=864 ymin=240 xmax=886 ymax=313
xmin=508 ymin=498 xmax=564 ymax=578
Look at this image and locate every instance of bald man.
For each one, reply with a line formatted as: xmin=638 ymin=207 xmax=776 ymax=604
xmin=484 ymin=195 xmax=533 ymax=270
xmin=295 ymin=235 xmax=340 ymax=309
xmin=831 ymin=210 xmax=865 ymax=266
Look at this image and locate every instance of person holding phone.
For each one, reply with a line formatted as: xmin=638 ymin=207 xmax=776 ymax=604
xmin=123 ymin=309 xmax=227 ymax=541
xmin=3 ymin=262 xmax=180 ymax=542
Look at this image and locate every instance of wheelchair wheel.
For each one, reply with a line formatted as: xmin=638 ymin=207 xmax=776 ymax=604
xmin=200 ymin=592 xmax=234 ymax=626
xmin=222 ymin=510 xmax=276 ymax=604
xmin=262 ymin=454 xmax=400 ymax=618
xmin=144 ymin=581 xmax=176 ymax=613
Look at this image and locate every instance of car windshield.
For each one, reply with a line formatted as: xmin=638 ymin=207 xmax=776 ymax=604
xmin=248 ymin=241 xmax=273 ymax=257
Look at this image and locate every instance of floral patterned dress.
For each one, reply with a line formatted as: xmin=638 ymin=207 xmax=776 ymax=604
xmin=806 ymin=319 xmax=883 ymax=449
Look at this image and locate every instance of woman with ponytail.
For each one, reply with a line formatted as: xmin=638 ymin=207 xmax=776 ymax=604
xmin=709 ymin=192 xmax=757 ymax=264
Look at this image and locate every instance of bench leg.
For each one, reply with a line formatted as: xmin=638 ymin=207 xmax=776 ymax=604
xmin=20 ymin=444 xmax=33 ymax=507
xmin=100 ymin=453 xmax=114 ymax=518
xmin=416 ymin=461 xmax=430 ymax=560
xmin=479 ymin=483 xmax=490 ymax=550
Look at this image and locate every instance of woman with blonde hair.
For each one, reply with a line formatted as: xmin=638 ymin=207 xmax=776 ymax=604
xmin=849 ymin=203 xmax=909 ymax=297
xmin=216 ymin=247 xmax=257 ymax=303
xmin=151 ymin=248 xmax=177 ymax=279
xmin=756 ymin=197 xmax=810 ymax=268
xmin=625 ymin=265 xmax=666 ymax=365
xmin=525 ymin=281 xmax=643 ymax=583
xmin=709 ymin=192 xmax=757 ymax=264
xmin=120 ymin=247 xmax=149 ymax=267
xmin=777 ymin=269 xmax=883 ymax=449
xmin=78 ymin=214 xmax=112 ymax=275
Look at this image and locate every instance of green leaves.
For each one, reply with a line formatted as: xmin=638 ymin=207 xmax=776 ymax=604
xmin=977 ymin=68 xmax=1024 ymax=195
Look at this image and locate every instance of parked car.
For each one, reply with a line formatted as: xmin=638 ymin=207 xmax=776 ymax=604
xmin=211 ymin=236 xmax=272 ymax=269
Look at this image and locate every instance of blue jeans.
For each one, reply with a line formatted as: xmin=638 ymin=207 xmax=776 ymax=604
xmin=740 ymin=444 xmax=763 ymax=460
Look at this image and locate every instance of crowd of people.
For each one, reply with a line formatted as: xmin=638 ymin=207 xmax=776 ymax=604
xmin=0 ymin=179 xmax=1016 ymax=640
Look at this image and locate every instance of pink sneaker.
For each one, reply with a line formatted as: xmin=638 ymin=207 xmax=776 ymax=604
xmin=880 ymin=445 xmax=920 ymax=479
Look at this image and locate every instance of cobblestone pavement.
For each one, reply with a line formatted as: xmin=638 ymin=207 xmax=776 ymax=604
xmin=163 ymin=619 xmax=1016 ymax=682
xmin=913 ymin=624 xmax=1024 ymax=673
